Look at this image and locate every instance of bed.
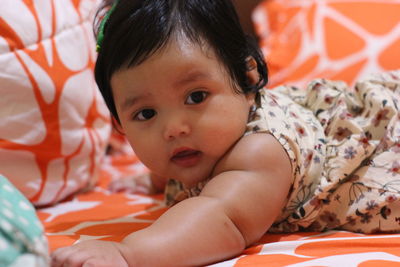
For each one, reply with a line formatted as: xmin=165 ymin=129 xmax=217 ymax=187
xmin=1 ymin=0 xmax=400 ymax=266
xmin=37 ymin=152 xmax=400 ymax=266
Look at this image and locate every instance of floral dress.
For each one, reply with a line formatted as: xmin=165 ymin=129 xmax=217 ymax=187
xmin=165 ymin=70 xmax=400 ymax=234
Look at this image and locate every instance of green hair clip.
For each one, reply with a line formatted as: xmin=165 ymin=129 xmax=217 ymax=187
xmin=96 ymin=0 xmax=119 ymax=52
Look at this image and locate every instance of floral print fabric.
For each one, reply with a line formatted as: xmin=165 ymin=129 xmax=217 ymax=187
xmin=267 ymin=70 xmax=400 ymax=233
xmin=165 ymin=71 xmax=400 ymax=234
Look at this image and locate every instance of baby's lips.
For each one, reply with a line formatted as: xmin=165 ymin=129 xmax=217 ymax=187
xmin=171 ymin=147 xmax=199 ymax=159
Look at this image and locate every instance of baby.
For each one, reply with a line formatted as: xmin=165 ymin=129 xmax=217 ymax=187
xmin=51 ymin=0 xmax=400 ymax=266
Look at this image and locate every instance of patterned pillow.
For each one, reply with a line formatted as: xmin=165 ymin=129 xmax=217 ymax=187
xmin=0 ymin=0 xmax=111 ymax=206
xmin=253 ymin=0 xmax=400 ymax=88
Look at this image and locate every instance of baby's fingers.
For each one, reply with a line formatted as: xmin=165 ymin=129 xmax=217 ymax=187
xmin=51 ymin=246 xmax=75 ymax=267
xmin=81 ymin=258 xmax=124 ymax=267
xmin=51 ymin=246 xmax=89 ymax=267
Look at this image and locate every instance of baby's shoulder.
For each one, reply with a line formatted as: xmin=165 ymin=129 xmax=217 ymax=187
xmin=213 ymin=133 xmax=291 ymax=176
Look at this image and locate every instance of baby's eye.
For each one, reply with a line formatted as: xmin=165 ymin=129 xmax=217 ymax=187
xmin=186 ymin=91 xmax=208 ymax=105
xmin=134 ymin=109 xmax=156 ymax=121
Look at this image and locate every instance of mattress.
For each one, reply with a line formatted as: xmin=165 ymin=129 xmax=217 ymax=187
xmin=37 ymin=153 xmax=400 ymax=266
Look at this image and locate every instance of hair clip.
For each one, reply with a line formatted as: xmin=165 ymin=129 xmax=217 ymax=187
xmin=96 ymin=0 xmax=119 ymax=52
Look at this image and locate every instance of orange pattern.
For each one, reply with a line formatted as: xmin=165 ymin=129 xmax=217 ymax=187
xmin=0 ymin=0 xmax=111 ymax=206
xmin=37 ymin=161 xmax=400 ymax=266
xmin=37 ymin=153 xmax=159 ymax=251
xmin=253 ymin=0 xmax=400 ymax=88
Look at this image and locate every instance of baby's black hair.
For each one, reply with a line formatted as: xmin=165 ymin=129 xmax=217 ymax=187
xmin=94 ymin=0 xmax=268 ymax=122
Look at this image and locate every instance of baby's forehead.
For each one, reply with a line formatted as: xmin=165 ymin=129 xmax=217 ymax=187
xmin=120 ymin=35 xmax=224 ymax=73
xmin=154 ymin=34 xmax=217 ymax=61
xmin=112 ymin=34 xmax=238 ymax=91
xmin=111 ymin=42 xmax=239 ymax=93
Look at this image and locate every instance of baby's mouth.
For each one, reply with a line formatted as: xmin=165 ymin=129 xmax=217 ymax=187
xmin=171 ymin=148 xmax=202 ymax=168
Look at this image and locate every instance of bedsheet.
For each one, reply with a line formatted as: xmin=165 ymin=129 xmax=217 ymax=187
xmin=36 ymin=154 xmax=400 ymax=266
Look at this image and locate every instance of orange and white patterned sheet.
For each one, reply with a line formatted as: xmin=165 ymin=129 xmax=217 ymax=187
xmin=36 ymin=153 xmax=400 ymax=266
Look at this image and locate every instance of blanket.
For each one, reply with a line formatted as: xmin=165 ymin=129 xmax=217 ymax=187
xmin=36 ymin=154 xmax=400 ymax=266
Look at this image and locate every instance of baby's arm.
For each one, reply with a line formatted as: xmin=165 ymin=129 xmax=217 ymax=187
xmin=51 ymin=133 xmax=292 ymax=266
xmin=120 ymin=133 xmax=292 ymax=266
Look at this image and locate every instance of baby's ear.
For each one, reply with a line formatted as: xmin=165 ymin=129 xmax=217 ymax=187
xmin=112 ymin=117 xmax=125 ymax=135
xmin=245 ymin=57 xmax=259 ymax=86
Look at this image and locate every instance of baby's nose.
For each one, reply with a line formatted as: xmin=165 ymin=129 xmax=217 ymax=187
xmin=163 ymin=118 xmax=191 ymax=141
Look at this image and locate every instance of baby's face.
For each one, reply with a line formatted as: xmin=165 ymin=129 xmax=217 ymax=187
xmin=111 ymin=39 xmax=253 ymax=187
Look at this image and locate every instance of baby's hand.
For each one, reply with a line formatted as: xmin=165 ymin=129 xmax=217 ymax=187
xmin=51 ymin=240 xmax=128 ymax=267
xmin=109 ymin=173 xmax=154 ymax=194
